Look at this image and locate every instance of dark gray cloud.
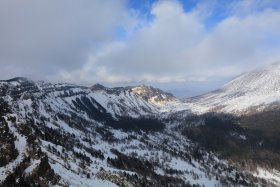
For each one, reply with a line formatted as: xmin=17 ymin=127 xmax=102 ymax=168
xmin=0 ymin=0 xmax=128 ymax=79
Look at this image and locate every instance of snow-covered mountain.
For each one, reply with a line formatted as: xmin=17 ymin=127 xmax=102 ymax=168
xmin=1 ymin=77 xmax=278 ymax=186
xmin=0 ymin=77 xmax=181 ymax=118
xmin=1 ymin=76 xmax=280 ymax=186
xmin=90 ymin=83 xmax=183 ymax=117
xmin=186 ymin=62 xmax=280 ymax=115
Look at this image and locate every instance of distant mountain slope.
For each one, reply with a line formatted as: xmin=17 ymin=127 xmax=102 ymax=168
xmin=90 ymin=84 xmax=181 ymax=117
xmin=186 ymin=62 xmax=280 ymax=114
xmin=0 ymin=77 xmax=181 ymax=118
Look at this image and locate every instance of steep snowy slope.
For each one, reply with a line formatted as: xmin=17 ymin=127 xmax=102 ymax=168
xmin=186 ymin=62 xmax=280 ymax=114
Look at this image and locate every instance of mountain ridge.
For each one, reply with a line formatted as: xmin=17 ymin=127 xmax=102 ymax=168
xmin=185 ymin=62 xmax=280 ymax=115
xmin=1 ymin=62 xmax=280 ymax=186
xmin=3 ymin=60 xmax=280 ymax=116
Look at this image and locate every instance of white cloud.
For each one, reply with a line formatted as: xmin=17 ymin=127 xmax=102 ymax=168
xmin=59 ymin=0 xmax=205 ymax=84
xmin=57 ymin=0 xmax=280 ymax=86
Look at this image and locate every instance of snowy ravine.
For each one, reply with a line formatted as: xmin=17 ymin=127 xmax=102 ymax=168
xmin=0 ymin=115 xmax=27 ymax=183
xmin=0 ymin=75 xmax=279 ymax=186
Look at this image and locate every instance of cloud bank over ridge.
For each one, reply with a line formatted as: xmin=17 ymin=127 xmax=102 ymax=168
xmin=1 ymin=0 xmax=280 ymax=95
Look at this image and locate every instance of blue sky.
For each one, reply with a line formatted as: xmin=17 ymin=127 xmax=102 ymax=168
xmin=0 ymin=0 xmax=280 ymax=97
xmin=130 ymin=0 xmax=280 ymax=30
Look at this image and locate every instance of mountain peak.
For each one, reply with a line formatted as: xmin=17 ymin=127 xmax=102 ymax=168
xmin=223 ymin=62 xmax=280 ymax=94
xmin=132 ymin=84 xmax=173 ymax=95
xmin=91 ymin=83 xmax=107 ymax=91
xmin=131 ymin=85 xmax=175 ymax=103
xmin=5 ymin=77 xmax=30 ymax=83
